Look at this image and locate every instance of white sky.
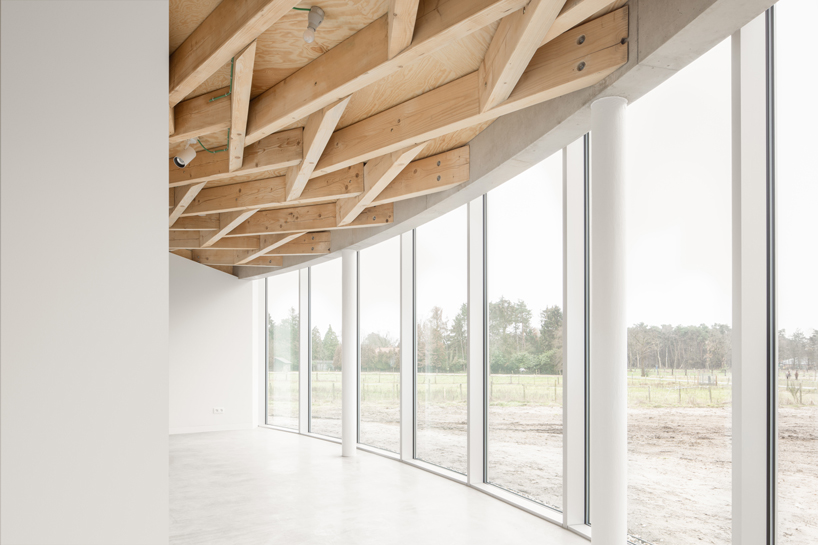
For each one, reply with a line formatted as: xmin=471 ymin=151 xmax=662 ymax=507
xmin=272 ymin=0 xmax=816 ymax=336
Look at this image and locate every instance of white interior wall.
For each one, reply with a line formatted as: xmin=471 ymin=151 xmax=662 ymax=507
xmin=0 ymin=1 xmax=169 ymax=543
xmin=169 ymin=255 xmax=259 ymax=434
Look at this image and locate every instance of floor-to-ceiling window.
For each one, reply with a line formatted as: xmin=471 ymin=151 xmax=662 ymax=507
xmin=776 ymin=2 xmax=818 ymax=542
xmin=310 ymin=259 xmax=343 ymax=438
xmin=415 ymin=206 xmax=468 ymax=473
xmin=266 ymin=272 xmax=300 ymax=429
xmin=624 ymin=38 xmax=733 ymax=544
xmin=486 ymin=152 xmax=564 ymax=509
xmin=359 ymin=237 xmax=401 ymax=453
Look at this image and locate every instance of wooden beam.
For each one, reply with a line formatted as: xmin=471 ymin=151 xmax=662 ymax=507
xmin=285 ymin=96 xmax=351 ymax=201
xmin=171 ymin=249 xmax=193 ymax=260
xmin=336 ymin=143 xmax=426 ymax=226
xmin=182 ymin=164 xmax=363 ymax=217
xmin=169 ymin=182 xmax=206 ymax=227
xmin=169 ymin=106 xmax=175 ymax=136
xmin=228 ymin=203 xmax=394 ymax=237
xmin=240 ymin=256 xmax=287 ymax=267
xmin=388 ymin=0 xmax=420 ymax=59
xmin=206 ymin=265 xmax=237 ymax=276
xmin=233 ymin=231 xmax=308 ymax=265
xmin=313 ymin=8 xmax=628 ymax=178
xmin=170 ymin=128 xmax=302 ymax=188
xmin=168 ymin=0 xmax=299 ymax=107
xmin=244 ymin=0 xmax=527 ymax=145
xmin=200 ymin=210 xmax=258 ymax=247
xmin=170 ymin=216 xmax=220 ymax=230
xmin=170 ymin=231 xmax=260 ymax=250
xmin=478 ymin=0 xmax=566 ymax=112
xmin=169 ymin=87 xmax=231 ymax=144
xmin=229 ymin=41 xmax=257 ymax=172
xmin=370 ymin=146 xmax=470 ymax=205
xmin=539 ymin=0 xmax=614 ymax=47
xmin=191 ymin=249 xmax=268 ymax=266
xmin=265 ymin=231 xmax=332 ymax=255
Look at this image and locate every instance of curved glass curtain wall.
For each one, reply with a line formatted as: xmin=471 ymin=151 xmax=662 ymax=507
xmin=415 ymin=205 xmax=468 ymax=474
xmin=776 ymin=1 xmax=818 ymax=542
xmin=359 ymin=237 xmax=401 ymax=453
xmin=266 ymin=271 xmax=300 ymax=429
xmin=624 ymin=38 xmax=732 ymax=544
xmin=310 ymin=259 xmax=343 ymax=438
xmin=486 ymin=152 xmax=564 ymax=509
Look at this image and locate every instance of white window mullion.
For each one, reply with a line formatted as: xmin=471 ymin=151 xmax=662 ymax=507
xmin=467 ymin=196 xmax=486 ymax=484
xmin=299 ymin=268 xmax=310 ymax=434
xmin=400 ymin=231 xmax=414 ymax=461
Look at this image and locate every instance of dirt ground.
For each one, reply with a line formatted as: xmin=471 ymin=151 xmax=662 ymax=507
xmin=296 ymin=402 xmax=817 ymax=545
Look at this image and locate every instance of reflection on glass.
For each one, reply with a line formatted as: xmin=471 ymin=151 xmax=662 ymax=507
xmin=486 ymin=152 xmax=564 ymax=509
xmin=624 ymin=38 xmax=732 ymax=545
xmin=267 ymin=272 xmax=300 ymax=429
xmin=310 ymin=259 xmax=343 ymax=438
xmin=776 ymin=1 xmax=818 ymax=542
xmin=359 ymin=238 xmax=401 ymax=453
xmin=415 ymin=206 xmax=468 ymax=473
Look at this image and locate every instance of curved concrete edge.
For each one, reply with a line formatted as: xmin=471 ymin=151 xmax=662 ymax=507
xmin=237 ymin=0 xmax=773 ymax=281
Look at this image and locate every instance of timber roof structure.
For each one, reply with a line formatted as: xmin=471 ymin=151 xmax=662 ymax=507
xmin=169 ymin=0 xmax=629 ymax=276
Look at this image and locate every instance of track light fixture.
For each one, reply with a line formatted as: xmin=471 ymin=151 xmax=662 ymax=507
xmin=173 ymin=139 xmax=197 ymax=168
xmin=303 ymin=6 xmax=325 ymax=44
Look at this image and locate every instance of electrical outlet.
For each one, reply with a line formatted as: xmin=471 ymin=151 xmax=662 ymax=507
xmin=213 ymin=407 xmax=224 ymax=414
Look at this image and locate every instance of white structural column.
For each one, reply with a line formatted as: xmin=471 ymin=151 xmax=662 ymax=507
xmin=732 ymin=14 xmax=771 ymax=545
xmin=467 ymin=196 xmax=485 ymax=484
xmin=563 ymin=137 xmax=587 ymax=527
xmin=589 ymin=96 xmax=628 ymax=545
xmin=399 ymin=231 xmax=414 ymax=461
xmin=341 ymin=249 xmax=358 ymax=456
xmin=299 ymin=268 xmax=310 ymax=434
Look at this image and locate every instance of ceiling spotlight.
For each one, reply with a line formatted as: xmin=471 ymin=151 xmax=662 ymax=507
xmin=303 ymin=6 xmax=325 ymax=44
xmin=173 ymin=139 xmax=197 ymax=168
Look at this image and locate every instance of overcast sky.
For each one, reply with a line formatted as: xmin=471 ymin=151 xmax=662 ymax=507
xmin=272 ymin=1 xmax=816 ymax=338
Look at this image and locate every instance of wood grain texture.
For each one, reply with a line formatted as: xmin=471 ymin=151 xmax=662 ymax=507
xmin=170 ymin=87 xmax=231 ymax=144
xmin=170 ymin=128 xmax=302 ymax=187
xmin=388 ymin=0 xmax=420 ymax=59
xmin=285 ymin=96 xmax=351 ymax=201
xmin=191 ymin=249 xmax=267 ymax=266
xmin=170 ymin=182 xmax=207 ymax=227
xmin=265 ymin=231 xmax=332 ymax=255
xmin=170 ymin=0 xmax=223 ymax=54
xmin=228 ymin=202 xmax=394 ymax=236
xmin=234 ymin=231 xmax=308 ymax=264
xmin=540 ymin=0 xmax=613 ymax=47
xmin=229 ymin=41 xmax=258 ymax=172
xmin=478 ymin=0 xmax=566 ymax=112
xmin=169 ymin=0 xmax=299 ymax=106
xmin=371 ymin=145 xmax=469 ymax=205
xmin=170 ymin=231 xmax=261 ymax=250
xmin=201 ymin=210 xmax=259 ymax=247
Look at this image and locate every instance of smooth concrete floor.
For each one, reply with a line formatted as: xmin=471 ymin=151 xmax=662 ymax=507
xmin=170 ymin=428 xmax=587 ymax=545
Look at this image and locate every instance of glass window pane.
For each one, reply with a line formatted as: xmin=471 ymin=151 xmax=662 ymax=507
xmin=359 ymin=237 xmax=401 ymax=453
xmin=624 ymin=38 xmax=732 ymax=545
xmin=776 ymin=1 xmax=818 ymax=542
xmin=486 ymin=152 xmax=564 ymax=509
xmin=266 ymin=272 xmax=300 ymax=429
xmin=310 ymin=259 xmax=343 ymax=438
xmin=415 ymin=206 xmax=468 ymax=473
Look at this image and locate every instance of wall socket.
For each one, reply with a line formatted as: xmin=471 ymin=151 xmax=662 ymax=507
xmin=212 ymin=407 xmax=224 ymax=414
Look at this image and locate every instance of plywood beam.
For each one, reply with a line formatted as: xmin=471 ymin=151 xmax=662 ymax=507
xmin=169 ymin=182 xmax=207 ymax=227
xmin=370 ymin=146 xmax=470 ymax=205
xmin=388 ymin=0 xmax=420 ymax=59
xmin=233 ymin=231 xmax=308 ymax=265
xmin=285 ymin=96 xmax=351 ymax=201
xmin=228 ymin=203 xmax=394 ymax=237
xmin=168 ymin=0 xmax=300 ymax=107
xmin=244 ymin=0 xmax=527 ymax=145
xmin=182 ymin=164 xmax=364 ymax=217
xmin=539 ymin=0 xmax=613 ymax=47
xmin=170 ymin=128 xmax=302 ymax=188
xmin=314 ymin=8 xmax=628 ymax=178
xmin=479 ymin=0 xmax=566 ymax=112
xmin=169 ymin=87 xmax=231 ymax=144
xmin=170 ymin=231 xmax=261 ymax=250
xmin=170 ymin=216 xmax=220 ymax=230
xmin=265 ymin=231 xmax=332 ymax=255
xmin=200 ymin=210 xmax=258 ymax=247
xmin=229 ymin=41 xmax=257 ymax=172
xmin=336 ymin=143 xmax=426 ymax=226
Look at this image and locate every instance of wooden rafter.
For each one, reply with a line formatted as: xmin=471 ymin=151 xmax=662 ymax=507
xmin=168 ymin=0 xmax=300 ymax=107
xmin=233 ymin=231 xmax=308 ymax=265
xmin=265 ymin=231 xmax=332 ymax=255
xmin=285 ymin=96 xmax=351 ymax=201
xmin=313 ymin=8 xmax=628 ymax=178
xmin=169 ymin=106 xmax=175 ymax=136
xmin=191 ymin=249 xmax=272 ymax=266
xmin=170 ymin=128 xmax=302 ymax=188
xmin=539 ymin=0 xmax=614 ymax=47
xmin=169 ymin=182 xmax=207 ymax=227
xmin=478 ymin=0 xmax=567 ymax=112
xmin=370 ymin=146 xmax=470 ymax=206
xmin=182 ymin=164 xmax=363 ymax=217
xmin=200 ymin=210 xmax=258 ymax=247
xmin=170 ymin=216 xmax=220 ymax=230
xmin=387 ymin=0 xmax=420 ymax=59
xmin=169 ymin=87 xmax=231 ymax=145
xmin=228 ymin=203 xmax=394 ymax=237
xmin=228 ymin=41 xmax=258 ymax=172
xmin=170 ymin=231 xmax=261 ymax=250
xmin=336 ymin=143 xmax=426 ymax=226
xmin=244 ymin=0 xmax=528 ymax=145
